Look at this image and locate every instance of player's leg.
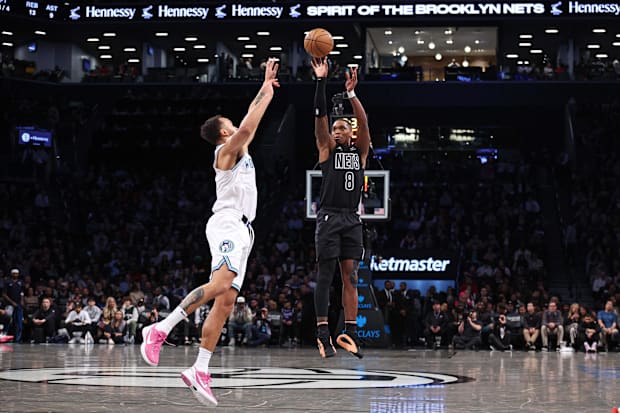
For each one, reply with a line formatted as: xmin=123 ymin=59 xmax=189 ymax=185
xmin=336 ymin=259 xmax=363 ymax=358
xmin=181 ymin=277 xmax=237 ymax=407
xmin=335 ymin=214 xmax=364 ymax=358
xmin=314 ymin=210 xmax=339 ymax=358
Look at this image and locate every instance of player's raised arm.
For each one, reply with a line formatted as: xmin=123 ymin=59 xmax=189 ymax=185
xmin=312 ymin=57 xmax=334 ymax=163
xmin=345 ymin=67 xmax=371 ymax=167
xmin=221 ymin=58 xmax=280 ymax=158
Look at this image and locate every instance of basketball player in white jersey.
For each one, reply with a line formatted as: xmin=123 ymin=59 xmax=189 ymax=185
xmin=140 ymin=58 xmax=279 ymax=406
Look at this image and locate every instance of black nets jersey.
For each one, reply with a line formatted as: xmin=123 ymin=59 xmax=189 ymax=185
xmin=318 ymin=144 xmax=364 ymax=211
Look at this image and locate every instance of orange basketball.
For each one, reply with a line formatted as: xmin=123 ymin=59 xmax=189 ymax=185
xmin=304 ymin=28 xmax=334 ymax=58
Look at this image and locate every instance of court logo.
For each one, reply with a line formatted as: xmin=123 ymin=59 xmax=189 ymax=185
xmin=0 ymin=367 xmax=472 ymax=389
xmin=219 ymin=240 xmax=234 ymax=253
xmin=215 ymin=4 xmax=227 ymax=18
xmin=551 ymin=1 xmax=563 ymax=14
xmin=290 ymin=4 xmax=301 ymax=18
xmin=142 ymin=5 xmax=153 ymax=19
xmin=20 ymin=132 xmax=31 ymax=143
xmin=69 ymin=6 xmax=80 ymax=20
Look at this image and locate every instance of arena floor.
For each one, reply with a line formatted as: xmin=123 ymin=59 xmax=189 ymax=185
xmin=0 ymin=343 xmax=618 ymax=413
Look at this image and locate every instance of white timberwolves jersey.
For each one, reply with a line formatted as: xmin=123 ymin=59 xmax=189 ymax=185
xmin=211 ymin=145 xmax=258 ymax=222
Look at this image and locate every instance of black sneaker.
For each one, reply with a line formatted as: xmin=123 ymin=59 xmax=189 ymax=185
xmin=316 ymin=328 xmax=336 ymax=359
xmin=336 ymin=331 xmax=364 ymax=359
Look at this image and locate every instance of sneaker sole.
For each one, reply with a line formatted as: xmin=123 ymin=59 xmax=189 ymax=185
xmin=316 ymin=338 xmax=336 ymax=358
xmin=181 ymin=372 xmax=218 ymax=406
xmin=336 ymin=334 xmax=363 ymax=359
xmin=140 ymin=326 xmax=158 ymax=367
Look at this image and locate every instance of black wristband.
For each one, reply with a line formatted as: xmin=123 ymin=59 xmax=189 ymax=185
xmin=314 ymin=77 xmax=327 ymax=117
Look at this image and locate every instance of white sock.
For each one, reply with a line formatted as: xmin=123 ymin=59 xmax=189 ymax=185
xmin=193 ymin=347 xmax=212 ymax=373
xmin=157 ymin=307 xmax=187 ymax=334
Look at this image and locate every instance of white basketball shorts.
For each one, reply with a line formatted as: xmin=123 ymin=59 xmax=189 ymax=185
xmin=206 ymin=211 xmax=254 ymax=291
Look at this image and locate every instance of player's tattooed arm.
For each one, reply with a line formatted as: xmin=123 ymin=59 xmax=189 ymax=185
xmin=180 ymin=287 xmax=205 ymax=310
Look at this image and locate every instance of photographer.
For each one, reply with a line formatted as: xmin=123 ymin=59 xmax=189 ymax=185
xmin=452 ymin=310 xmax=482 ymax=350
xmin=248 ymin=307 xmax=271 ymax=347
xmin=488 ymin=303 xmax=512 ymax=351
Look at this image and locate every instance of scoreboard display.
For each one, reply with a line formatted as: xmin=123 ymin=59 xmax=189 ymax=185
xmin=0 ymin=0 xmax=63 ymax=19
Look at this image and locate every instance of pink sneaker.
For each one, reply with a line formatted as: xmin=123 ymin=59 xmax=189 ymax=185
xmin=181 ymin=366 xmax=218 ymax=406
xmin=140 ymin=323 xmax=167 ymax=366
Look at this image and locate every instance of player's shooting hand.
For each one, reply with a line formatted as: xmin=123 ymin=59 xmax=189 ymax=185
xmin=263 ymin=58 xmax=280 ymax=89
xmin=345 ymin=66 xmax=358 ymax=92
xmin=311 ymin=57 xmax=329 ymax=78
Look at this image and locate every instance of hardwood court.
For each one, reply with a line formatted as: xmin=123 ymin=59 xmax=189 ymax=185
xmin=0 ymin=344 xmax=618 ymax=412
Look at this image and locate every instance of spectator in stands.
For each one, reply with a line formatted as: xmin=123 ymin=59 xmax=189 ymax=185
xmin=424 ymin=301 xmax=447 ymax=349
xmin=578 ymin=312 xmax=600 ymax=353
xmin=99 ymin=297 xmax=117 ymax=339
xmin=30 ymin=297 xmax=57 ymax=343
xmin=121 ymin=297 xmax=139 ymax=344
xmin=152 ymin=287 xmax=170 ymax=313
xmin=488 ymin=303 xmax=512 ymax=351
xmin=84 ymin=297 xmax=102 ymax=339
xmin=452 ymin=310 xmax=482 ymax=350
xmin=564 ymin=303 xmax=581 ymax=349
xmin=64 ymin=301 xmax=91 ymax=343
xmin=597 ymin=300 xmax=619 ymax=352
xmin=3 ymin=269 xmax=24 ymax=343
xmin=248 ymin=308 xmax=271 ymax=347
xmin=541 ymin=301 xmax=564 ymax=351
xmin=279 ymin=300 xmax=294 ymax=347
xmin=103 ymin=310 xmax=126 ymax=345
xmin=228 ymin=296 xmax=253 ymax=345
xmin=523 ymin=302 xmax=541 ymax=351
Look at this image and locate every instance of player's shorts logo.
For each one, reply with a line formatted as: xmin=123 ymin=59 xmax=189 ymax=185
xmin=219 ymin=240 xmax=234 ymax=253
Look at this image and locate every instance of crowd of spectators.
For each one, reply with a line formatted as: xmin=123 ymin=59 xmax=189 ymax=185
xmin=0 ymin=85 xmax=618 ymax=354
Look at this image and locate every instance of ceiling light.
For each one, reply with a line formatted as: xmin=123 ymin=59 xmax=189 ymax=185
xmin=237 ymin=36 xmax=250 ymax=41
xmin=155 ymin=32 xmax=168 ymax=37
xmin=530 ymin=49 xmax=543 ymax=54
xmin=332 ymin=35 xmax=344 ymax=40
xmin=2 ymin=42 xmax=14 ymax=47
xmin=524 ymin=60 xmax=530 ymax=65
xmin=34 ymin=30 xmax=46 ymax=36
xmin=414 ymin=30 xmax=420 ymax=35
xmin=617 ymin=34 xmax=620 ymax=38
xmin=446 ymin=39 xmax=453 ymax=45
xmin=428 ymin=41 xmax=436 ymax=50
xmin=269 ymin=46 xmax=282 ymax=51
xmin=97 ymin=45 xmax=111 ymax=50
xmin=595 ymin=53 xmax=608 ymax=58
xmin=592 ymin=28 xmax=606 ymax=33
xmin=545 ymin=28 xmax=559 ymax=34
xmin=173 ymin=47 xmax=186 ymax=52
xmin=586 ymin=44 xmax=600 ymax=49
xmin=519 ymin=42 xmax=532 ymax=47
xmin=353 ymin=55 xmax=363 ymax=60
xmin=392 ymin=51 xmax=397 ymax=57
xmin=464 ymin=45 xmax=471 ymax=53
xmin=384 ymin=30 xmax=392 ymax=35
xmin=398 ymin=46 xmax=405 ymax=53
xmin=435 ymin=53 xmax=443 ymax=61
xmin=444 ymin=29 xmax=452 ymax=35
xmin=193 ymin=44 xmax=206 ymax=49
xmin=519 ymin=34 xmax=533 ymax=39
xmin=505 ymin=53 xmax=519 ymax=58
xmin=388 ymin=40 xmax=393 ymax=45
xmin=103 ymin=32 xmax=116 ymax=37
xmin=87 ymin=37 xmax=99 ymax=42
xmin=336 ymin=43 xmax=349 ymax=48
xmin=197 ymin=58 xmax=210 ymax=63
xmin=1 ymin=31 xmax=13 ymax=36
xmin=123 ymin=47 xmax=136 ymax=52
xmin=613 ymin=42 xmax=620 ymax=46
xmin=417 ymin=39 xmax=424 ymax=45
xmin=462 ymin=58 xmax=469 ymax=67
xmin=99 ymin=54 xmax=112 ymax=59
xmin=257 ymin=31 xmax=270 ymax=36
xmin=241 ymin=53 xmax=254 ymax=58
xmin=128 ymin=59 xmax=140 ymax=63
xmin=400 ymin=55 xmax=408 ymax=63
xmin=474 ymin=40 xmax=480 ymax=44
xmin=329 ymin=50 xmax=341 ymax=55
xmin=517 ymin=61 xmax=523 ymax=65
xmin=244 ymin=44 xmax=257 ymax=49
xmin=184 ymin=37 xmax=198 ymax=42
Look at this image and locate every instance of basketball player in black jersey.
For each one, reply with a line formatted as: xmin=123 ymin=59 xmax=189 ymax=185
xmin=311 ymin=57 xmax=371 ymax=359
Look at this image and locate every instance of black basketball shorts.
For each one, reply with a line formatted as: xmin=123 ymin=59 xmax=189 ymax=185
xmin=315 ymin=209 xmax=364 ymax=261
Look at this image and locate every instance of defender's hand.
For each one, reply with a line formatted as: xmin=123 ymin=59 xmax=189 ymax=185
xmin=311 ymin=57 xmax=329 ymax=78
xmin=263 ymin=58 xmax=280 ymax=89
